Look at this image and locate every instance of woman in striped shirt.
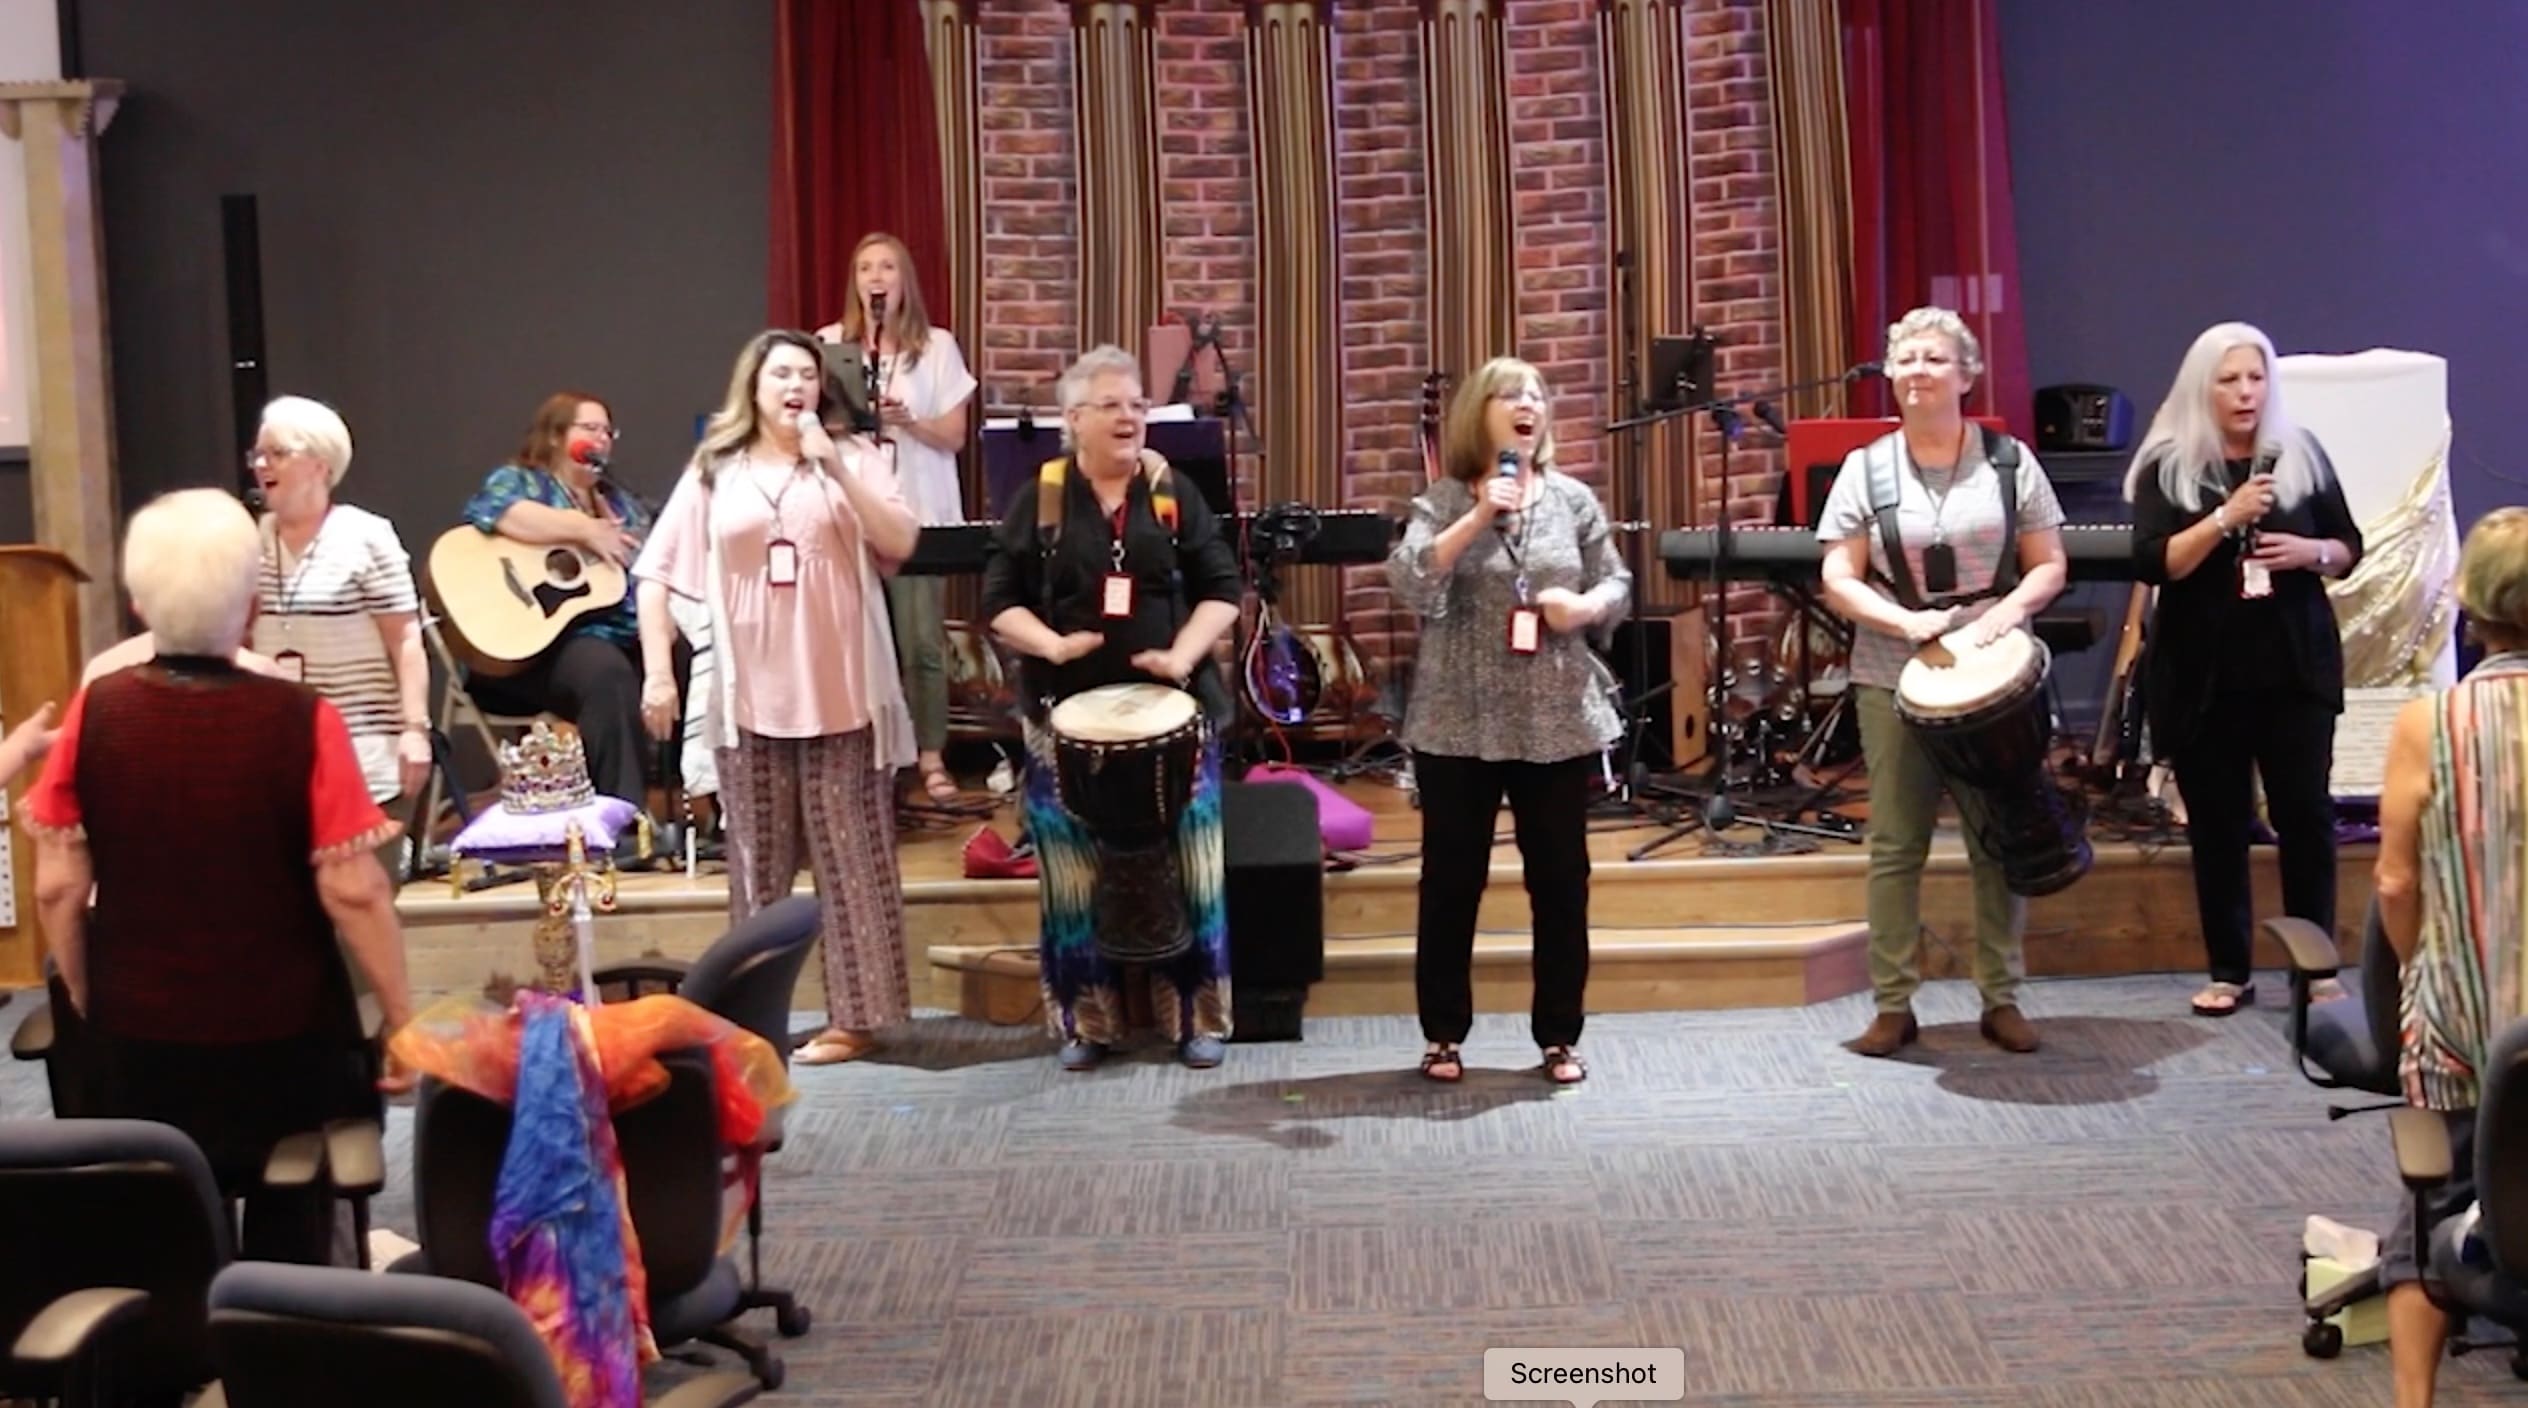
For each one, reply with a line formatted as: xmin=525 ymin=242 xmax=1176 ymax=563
xmin=2376 ymin=506 xmax=2528 ymax=1405
xmin=246 ymin=396 xmax=432 ymax=825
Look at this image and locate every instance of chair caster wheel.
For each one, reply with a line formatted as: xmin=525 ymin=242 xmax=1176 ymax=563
xmin=2302 ymin=1320 xmax=2343 ymax=1359
xmin=777 ymin=1302 xmax=811 ymax=1337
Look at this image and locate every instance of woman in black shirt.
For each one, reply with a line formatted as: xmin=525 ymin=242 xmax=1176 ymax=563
xmin=979 ymin=344 xmax=1243 ymax=1071
xmin=2128 ymin=322 xmax=2363 ymax=1016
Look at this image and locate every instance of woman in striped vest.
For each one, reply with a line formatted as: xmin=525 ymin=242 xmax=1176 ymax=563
xmin=2376 ymin=505 xmax=2528 ymax=1407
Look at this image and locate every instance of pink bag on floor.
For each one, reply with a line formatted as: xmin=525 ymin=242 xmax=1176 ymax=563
xmin=1242 ymin=765 xmax=1374 ymax=852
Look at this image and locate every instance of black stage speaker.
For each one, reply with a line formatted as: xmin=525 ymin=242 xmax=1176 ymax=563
xmin=1604 ymin=616 xmax=1680 ymax=774
xmin=2034 ymin=384 xmax=2134 ymax=453
xmin=220 ymin=194 xmax=269 ymax=474
xmin=1221 ymin=778 xmax=1325 ymax=1041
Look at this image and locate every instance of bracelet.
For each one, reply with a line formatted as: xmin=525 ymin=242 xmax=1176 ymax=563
xmin=2212 ymin=505 xmax=2229 ymax=534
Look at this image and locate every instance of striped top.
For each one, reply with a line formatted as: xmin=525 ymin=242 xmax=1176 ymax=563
xmin=249 ymin=505 xmax=421 ymax=801
xmin=2399 ymin=651 xmax=2528 ymax=1111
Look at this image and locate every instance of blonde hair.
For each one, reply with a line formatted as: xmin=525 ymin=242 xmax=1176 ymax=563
xmin=259 ymin=395 xmax=355 ymax=487
xmin=2458 ymin=506 xmax=2528 ymax=652
xmin=1440 ymin=357 xmax=1558 ymax=483
xmin=690 ymin=330 xmax=826 ymax=485
xmin=2124 ymin=322 xmax=2330 ymax=513
xmin=123 ymin=489 xmax=261 ymax=657
xmin=1885 ymin=307 xmax=1985 ymax=380
xmin=838 ymin=232 xmax=938 ymax=369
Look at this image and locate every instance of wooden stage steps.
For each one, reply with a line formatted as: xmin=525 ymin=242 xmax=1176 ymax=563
xmin=394 ymin=820 xmax=2376 ymax=1024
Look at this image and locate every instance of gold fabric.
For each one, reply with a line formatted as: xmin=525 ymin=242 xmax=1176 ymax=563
xmin=2329 ymin=431 xmax=2460 ymax=686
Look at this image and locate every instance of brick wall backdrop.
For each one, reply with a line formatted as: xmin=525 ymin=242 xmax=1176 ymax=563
xmin=968 ymin=0 xmax=1787 ymax=668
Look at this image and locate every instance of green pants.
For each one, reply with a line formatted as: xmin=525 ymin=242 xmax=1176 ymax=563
xmin=887 ymin=574 xmax=949 ymax=754
xmin=1854 ymin=685 xmax=2025 ymax=1012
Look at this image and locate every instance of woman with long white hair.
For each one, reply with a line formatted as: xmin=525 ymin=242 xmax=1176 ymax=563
xmin=2127 ymin=322 xmax=2363 ymax=1017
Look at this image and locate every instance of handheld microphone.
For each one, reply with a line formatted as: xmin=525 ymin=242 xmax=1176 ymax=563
xmin=1494 ymin=449 xmax=1519 ymax=533
xmin=862 ymin=291 xmax=888 ymax=435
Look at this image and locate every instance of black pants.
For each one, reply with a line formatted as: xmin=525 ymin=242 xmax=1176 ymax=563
xmin=2169 ymin=687 xmax=2338 ymax=986
xmin=469 ymin=632 xmax=689 ymax=809
xmin=1411 ymin=751 xmax=1594 ymax=1048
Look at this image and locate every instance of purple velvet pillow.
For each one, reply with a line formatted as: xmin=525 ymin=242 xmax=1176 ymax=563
xmin=448 ymin=795 xmax=642 ymax=865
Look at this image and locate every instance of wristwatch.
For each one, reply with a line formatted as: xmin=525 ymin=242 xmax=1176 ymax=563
xmin=2212 ymin=505 xmax=2230 ymax=534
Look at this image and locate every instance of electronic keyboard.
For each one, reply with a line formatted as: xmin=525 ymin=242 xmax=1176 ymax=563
xmin=902 ymin=508 xmax=1400 ymax=576
xmin=1657 ymin=524 xmax=2137 ymax=583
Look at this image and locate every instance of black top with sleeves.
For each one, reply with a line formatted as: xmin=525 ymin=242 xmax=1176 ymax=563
xmin=2129 ymin=431 xmax=2365 ymax=758
xmin=978 ymin=463 xmax=1243 ymax=723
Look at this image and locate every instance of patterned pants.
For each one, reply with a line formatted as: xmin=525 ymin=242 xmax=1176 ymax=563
xmin=717 ymin=727 xmax=911 ymax=1031
xmin=1022 ymin=722 xmax=1232 ymax=1045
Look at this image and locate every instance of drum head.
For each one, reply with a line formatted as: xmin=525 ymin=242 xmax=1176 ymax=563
xmin=1896 ymin=627 xmax=2043 ymax=720
xmin=1048 ymin=682 xmax=1199 ymax=742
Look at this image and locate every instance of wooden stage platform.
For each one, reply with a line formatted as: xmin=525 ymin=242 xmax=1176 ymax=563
xmin=392 ymin=776 xmax=2376 ymax=1025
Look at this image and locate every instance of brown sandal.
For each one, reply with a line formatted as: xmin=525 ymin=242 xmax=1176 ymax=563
xmin=796 ymin=1030 xmax=879 ymax=1065
xmin=1419 ymin=1044 xmax=1463 ymax=1083
xmin=1541 ymin=1046 xmax=1587 ymax=1085
xmin=921 ymin=767 xmax=959 ymax=803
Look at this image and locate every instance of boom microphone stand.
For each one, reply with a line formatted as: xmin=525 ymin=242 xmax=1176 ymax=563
xmin=1608 ymin=361 xmax=1882 ymax=861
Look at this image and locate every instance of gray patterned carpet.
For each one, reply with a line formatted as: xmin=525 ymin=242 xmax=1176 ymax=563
xmin=11 ymin=973 xmax=2526 ymax=1405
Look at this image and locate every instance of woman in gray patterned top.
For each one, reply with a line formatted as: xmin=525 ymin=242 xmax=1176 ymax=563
xmin=1816 ymin=307 xmax=2068 ymax=1058
xmin=1388 ymin=357 xmax=1630 ymax=1086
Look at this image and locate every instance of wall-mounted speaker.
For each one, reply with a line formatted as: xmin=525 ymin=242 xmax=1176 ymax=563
xmin=2034 ymin=384 xmax=2134 ymax=453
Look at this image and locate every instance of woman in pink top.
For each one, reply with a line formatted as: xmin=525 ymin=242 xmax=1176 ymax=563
xmin=635 ymin=330 xmax=921 ymax=1065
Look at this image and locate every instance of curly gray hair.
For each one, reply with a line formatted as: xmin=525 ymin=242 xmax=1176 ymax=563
xmin=1884 ymin=306 xmax=1985 ymax=380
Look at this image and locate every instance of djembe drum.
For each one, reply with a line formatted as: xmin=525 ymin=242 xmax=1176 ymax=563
xmin=1045 ymin=682 xmax=1207 ymax=963
xmin=1894 ymin=626 xmax=2092 ymax=897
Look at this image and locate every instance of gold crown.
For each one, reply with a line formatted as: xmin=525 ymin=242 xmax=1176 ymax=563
xmin=497 ymin=721 xmax=596 ymax=814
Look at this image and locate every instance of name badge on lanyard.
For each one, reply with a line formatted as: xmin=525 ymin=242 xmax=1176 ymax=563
xmin=1507 ymin=572 xmax=1541 ymax=656
xmin=1102 ymin=509 xmax=1135 ymax=619
xmin=767 ymin=538 xmax=799 ymax=587
xmin=272 ymin=649 xmax=307 ymax=683
xmin=2240 ymin=550 xmax=2272 ymax=599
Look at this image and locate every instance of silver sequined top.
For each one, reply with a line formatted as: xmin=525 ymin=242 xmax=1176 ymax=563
xmin=1387 ymin=471 xmax=1632 ymax=763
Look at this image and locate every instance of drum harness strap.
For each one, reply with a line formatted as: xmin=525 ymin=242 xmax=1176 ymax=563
xmin=1035 ymin=454 xmax=1179 ymax=550
xmin=1864 ymin=425 xmax=2023 ymax=612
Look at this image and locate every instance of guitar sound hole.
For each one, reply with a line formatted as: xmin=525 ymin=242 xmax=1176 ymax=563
xmin=545 ymin=549 xmax=583 ymax=584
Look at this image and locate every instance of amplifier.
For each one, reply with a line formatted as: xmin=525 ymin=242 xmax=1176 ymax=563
xmin=2035 ymin=385 xmax=2135 ymax=453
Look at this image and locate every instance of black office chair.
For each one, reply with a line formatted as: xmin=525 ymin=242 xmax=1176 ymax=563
xmin=9 ymin=979 xmax=389 ymax=1269
xmin=0 ymin=1118 xmax=233 ymax=1406
xmin=2268 ymin=901 xmax=2405 ymax=1117
xmin=595 ymin=894 xmax=819 ymax=1338
xmin=2266 ymin=902 xmax=2408 ymax=1357
xmin=405 ymin=1047 xmax=785 ymax=1390
xmin=2390 ymin=1017 xmax=2528 ymax=1379
xmin=205 ymin=1262 xmax=757 ymax=1408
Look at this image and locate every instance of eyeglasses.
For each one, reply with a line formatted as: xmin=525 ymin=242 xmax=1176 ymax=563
xmin=1490 ymin=388 xmax=1548 ymax=406
xmin=1081 ymin=398 xmax=1151 ymax=417
xmin=570 ymin=420 xmax=620 ymax=440
xmin=245 ymin=444 xmax=308 ymax=467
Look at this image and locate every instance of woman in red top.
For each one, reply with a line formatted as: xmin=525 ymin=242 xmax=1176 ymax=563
xmin=21 ymin=488 xmax=415 ymax=1263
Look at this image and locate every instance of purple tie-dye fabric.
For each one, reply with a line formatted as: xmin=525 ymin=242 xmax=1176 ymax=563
xmin=489 ymin=992 xmax=656 ymax=1407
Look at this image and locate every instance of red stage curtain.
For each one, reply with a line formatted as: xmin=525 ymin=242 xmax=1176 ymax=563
xmin=1841 ymin=0 xmax=2030 ymax=433
xmin=769 ymin=0 xmax=952 ymax=333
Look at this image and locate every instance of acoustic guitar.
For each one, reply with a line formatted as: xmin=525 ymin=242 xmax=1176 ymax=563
xmin=2088 ymin=582 xmax=2154 ymax=776
xmin=425 ymin=527 xmax=627 ymax=676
